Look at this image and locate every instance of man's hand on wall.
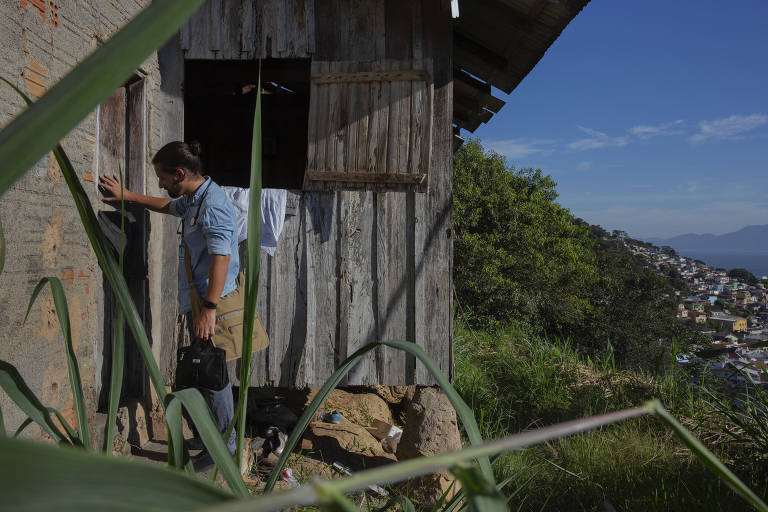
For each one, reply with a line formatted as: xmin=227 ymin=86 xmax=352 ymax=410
xmin=99 ymin=174 xmax=135 ymax=203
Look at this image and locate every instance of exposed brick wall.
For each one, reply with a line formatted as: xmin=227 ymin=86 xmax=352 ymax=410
xmin=0 ymin=0 xmax=178 ymax=438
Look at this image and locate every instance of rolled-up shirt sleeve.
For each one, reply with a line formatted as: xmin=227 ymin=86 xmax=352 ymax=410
xmin=168 ymin=196 xmax=188 ymax=217
xmin=198 ymin=205 xmax=235 ymax=256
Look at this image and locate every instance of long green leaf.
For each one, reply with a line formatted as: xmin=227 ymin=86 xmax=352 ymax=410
xmin=450 ymin=465 xmax=506 ymax=512
xmin=105 ymin=172 xmax=127 ymax=453
xmin=315 ymin=485 xmax=362 ymax=512
xmin=0 ymin=215 xmax=5 ymax=275
xmin=0 ymin=1 xmax=205 ymax=196
xmin=105 ymin=308 xmax=125 ymax=453
xmin=0 ymin=361 xmax=67 ymax=443
xmin=265 ymin=340 xmax=493 ymax=491
xmin=376 ymin=495 xmax=417 ymax=512
xmin=164 ymin=389 xmax=249 ymax=497
xmin=649 ymin=399 xmax=768 ymax=512
xmin=0 ymin=435 xmax=233 ymax=512
xmin=236 ymin=60 xmax=263 ymax=471
xmin=14 ymin=407 xmax=79 ymax=445
xmin=24 ymin=277 xmax=90 ymax=448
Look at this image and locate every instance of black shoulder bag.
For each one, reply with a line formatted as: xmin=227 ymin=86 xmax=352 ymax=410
xmin=176 ymin=340 xmax=229 ymax=391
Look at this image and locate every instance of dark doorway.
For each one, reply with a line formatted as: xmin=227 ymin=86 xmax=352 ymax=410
xmin=97 ymin=76 xmax=149 ymax=408
xmin=184 ymin=59 xmax=311 ymax=189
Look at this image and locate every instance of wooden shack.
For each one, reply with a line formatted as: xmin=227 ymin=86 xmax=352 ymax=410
xmin=0 ymin=0 xmax=588 ymax=432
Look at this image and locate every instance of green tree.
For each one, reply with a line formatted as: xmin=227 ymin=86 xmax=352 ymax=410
xmin=728 ymin=268 xmax=758 ymax=286
xmin=453 ymin=139 xmax=597 ymax=332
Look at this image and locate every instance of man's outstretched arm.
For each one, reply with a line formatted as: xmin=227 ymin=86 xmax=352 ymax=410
xmin=99 ymin=174 xmax=172 ymax=214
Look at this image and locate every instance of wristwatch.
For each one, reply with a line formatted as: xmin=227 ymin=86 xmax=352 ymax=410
xmin=202 ymin=299 xmax=218 ymax=310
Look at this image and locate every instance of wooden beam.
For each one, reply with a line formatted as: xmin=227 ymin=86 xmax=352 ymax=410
xmin=311 ymin=69 xmax=428 ymax=84
xmin=454 ymin=31 xmax=508 ymax=72
xmin=305 ymin=170 xmax=427 ymax=185
xmin=454 ymin=68 xmax=505 ymax=112
xmin=453 ymin=106 xmax=483 ymax=132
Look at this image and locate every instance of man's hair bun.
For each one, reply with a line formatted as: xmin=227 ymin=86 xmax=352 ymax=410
xmin=187 ymin=140 xmax=203 ymax=157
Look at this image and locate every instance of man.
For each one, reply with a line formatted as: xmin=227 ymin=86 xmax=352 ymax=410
xmin=99 ymin=140 xmax=238 ymax=466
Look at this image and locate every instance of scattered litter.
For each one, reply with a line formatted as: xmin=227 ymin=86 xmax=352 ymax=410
xmin=317 ymin=409 xmax=342 ymax=424
xmin=332 ymin=462 xmax=389 ymax=497
xmin=280 ymin=468 xmax=300 ymax=488
xmin=380 ymin=425 xmax=403 ymax=454
xmin=366 ymin=419 xmax=394 ymax=440
xmin=332 ymin=461 xmax=352 ymax=476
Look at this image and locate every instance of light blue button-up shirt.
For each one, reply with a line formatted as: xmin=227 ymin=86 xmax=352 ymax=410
xmin=170 ymin=177 xmax=239 ymax=300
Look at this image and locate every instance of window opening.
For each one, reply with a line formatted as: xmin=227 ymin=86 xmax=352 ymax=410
xmin=184 ymin=59 xmax=310 ymax=189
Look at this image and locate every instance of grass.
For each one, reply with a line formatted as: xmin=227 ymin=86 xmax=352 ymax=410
xmin=453 ymin=319 xmax=768 ymax=511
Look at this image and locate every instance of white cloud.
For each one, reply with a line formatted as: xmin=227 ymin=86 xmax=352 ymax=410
xmin=484 ymin=138 xmax=555 ymax=160
xmin=690 ymin=113 xmax=768 ymax=143
xmin=629 ymin=119 xmax=685 ymax=139
xmin=577 ymin=161 xmax=593 ymax=171
xmin=568 ymin=126 xmax=629 ymax=151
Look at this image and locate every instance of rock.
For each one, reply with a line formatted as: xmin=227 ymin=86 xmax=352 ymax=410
xmin=305 ymin=389 xmax=393 ymax=426
xmin=310 ymin=418 xmax=396 ymax=471
xmin=397 ymin=387 xmax=462 ymax=459
xmin=396 ymin=387 xmax=462 ymax=508
xmin=88 ymin=412 xmax=130 ymax=455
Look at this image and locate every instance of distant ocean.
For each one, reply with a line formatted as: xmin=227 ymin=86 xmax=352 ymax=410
xmin=681 ymin=252 xmax=768 ymax=278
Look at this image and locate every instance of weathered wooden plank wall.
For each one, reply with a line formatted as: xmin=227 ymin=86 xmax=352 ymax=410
xmin=179 ymin=0 xmax=452 ymax=387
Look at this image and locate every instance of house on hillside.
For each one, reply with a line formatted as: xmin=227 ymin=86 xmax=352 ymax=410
xmin=0 ymin=0 xmax=589 ymax=435
xmin=710 ymin=312 xmax=748 ymax=333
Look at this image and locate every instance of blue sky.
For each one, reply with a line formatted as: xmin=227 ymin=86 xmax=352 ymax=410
xmin=472 ymin=0 xmax=768 ymax=239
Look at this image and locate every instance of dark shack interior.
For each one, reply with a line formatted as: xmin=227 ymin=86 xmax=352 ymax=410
xmin=184 ymin=59 xmax=310 ymax=189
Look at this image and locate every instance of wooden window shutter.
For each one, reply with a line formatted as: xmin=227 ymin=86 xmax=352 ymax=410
xmin=304 ymin=60 xmax=433 ymax=191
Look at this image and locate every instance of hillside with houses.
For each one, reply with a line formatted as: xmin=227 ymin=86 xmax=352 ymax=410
xmin=627 ymin=240 xmax=768 ymax=388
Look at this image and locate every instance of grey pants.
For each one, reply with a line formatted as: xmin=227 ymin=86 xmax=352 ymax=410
xmin=198 ymin=382 xmax=237 ymax=455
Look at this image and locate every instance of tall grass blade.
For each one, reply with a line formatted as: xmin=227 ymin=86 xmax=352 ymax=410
xmin=105 ymin=171 xmax=127 ymax=453
xmin=442 ymin=475 xmax=515 ymax=512
xmin=0 ymin=361 xmax=68 ymax=443
xmin=0 ymin=436 xmax=234 ymax=512
xmin=265 ymin=340 xmax=493 ymax=491
xmin=649 ymin=399 xmax=768 ymax=512
xmin=375 ymin=495 xmax=417 ymax=512
xmin=14 ymin=407 xmax=79 ymax=444
xmin=0 ymin=215 xmax=5 ymax=275
xmin=0 ymin=403 xmax=5 ymax=436
xmin=0 ymin=1 xmax=205 ymax=196
xmin=24 ymin=277 xmax=90 ymax=448
xmin=236 ymin=60 xmax=263 ymax=470
xmin=450 ymin=464 xmax=507 ymax=512
xmin=164 ymin=388 xmax=249 ymax=497
xmin=12 ymin=417 xmax=33 ymax=438
xmin=315 ymin=484 xmax=362 ymax=512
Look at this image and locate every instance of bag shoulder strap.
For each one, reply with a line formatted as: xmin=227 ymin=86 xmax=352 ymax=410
xmin=183 ymin=241 xmax=194 ymax=284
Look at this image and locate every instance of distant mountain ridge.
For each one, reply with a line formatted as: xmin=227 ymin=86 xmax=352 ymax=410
xmin=647 ymin=225 xmax=768 ymax=253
